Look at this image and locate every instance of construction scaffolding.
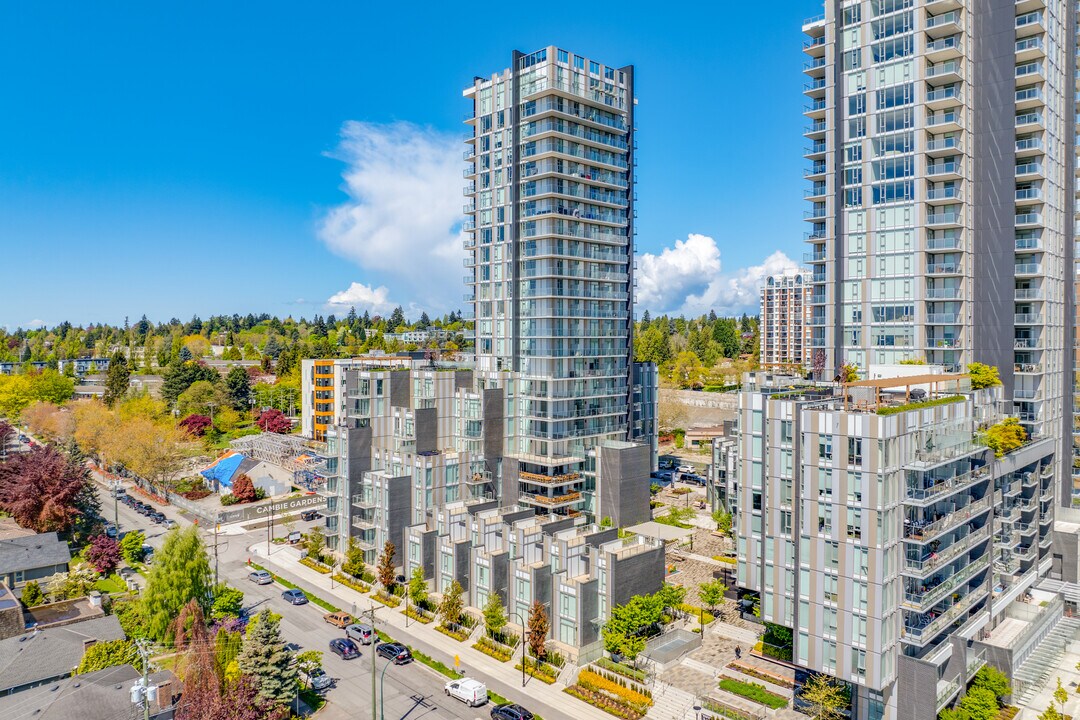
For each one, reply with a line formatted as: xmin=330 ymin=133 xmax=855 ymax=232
xmin=230 ymin=433 xmax=331 ymax=492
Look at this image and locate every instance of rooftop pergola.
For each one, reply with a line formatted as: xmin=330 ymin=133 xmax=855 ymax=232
xmin=841 ymin=373 xmax=969 ymax=411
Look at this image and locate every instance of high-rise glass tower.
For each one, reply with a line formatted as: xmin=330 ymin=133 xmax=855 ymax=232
xmin=802 ymin=0 xmax=1075 ymax=491
xmin=463 ymin=47 xmax=637 ymax=515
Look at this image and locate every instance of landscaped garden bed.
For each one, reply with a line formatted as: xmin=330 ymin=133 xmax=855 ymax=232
xmin=331 ymin=573 xmax=370 ymax=593
xmin=717 ymin=677 xmax=788 ymax=709
xmin=435 ymin=623 xmax=469 ymax=641
xmin=474 ymin=636 xmax=514 ymax=662
xmin=729 ymin=661 xmax=794 ymax=689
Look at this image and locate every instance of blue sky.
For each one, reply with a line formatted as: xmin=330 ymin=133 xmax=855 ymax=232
xmin=0 ymin=1 xmax=816 ymax=328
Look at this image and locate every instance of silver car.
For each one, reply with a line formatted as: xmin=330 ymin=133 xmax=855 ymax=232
xmin=248 ymin=570 xmax=273 ymax=585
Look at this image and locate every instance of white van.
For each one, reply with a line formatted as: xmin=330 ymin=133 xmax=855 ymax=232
xmin=345 ymin=623 xmax=375 ymax=645
xmin=444 ymin=678 xmax=488 ymax=707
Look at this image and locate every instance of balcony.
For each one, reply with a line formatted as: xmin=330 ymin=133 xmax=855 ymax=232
xmin=927 ymin=161 xmax=962 ymax=180
xmin=903 ymin=555 xmax=992 ymax=612
xmin=928 ymin=111 xmax=962 ymax=132
xmin=803 ymin=250 xmax=827 ymax=263
xmin=1015 ymin=213 xmax=1042 ymax=227
xmin=804 ymin=184 xmax=828 ymax=199
xmin=926 ymin=85 xmax=962 ymax=110
xmin=1014 ymin=338 xmax=1041 ymax=349
xmin=1015 ymin=62 xmax=1044 ymax=81
xmin=902 ymin=585 xmax=988 ymax=645
xmin=926 ymin=11 xmax=962 ymax=38
xmin=804 ymin=98 xmax=827 ymax=118
xmin=1015 ymin=36 xmax=1045 ymax=62
xmin=804 ymin=78 xmax=826 ymax=96
xmin=804 ymin=140 xmax=827 ymax=158
xmin=927 ymin=210 xmax=962 ymax=226
xmin=1015 ymin=112 xmax=1043 ymax=130
xmin=903 ymin=525 xmax=990 ymax=578
xmin=926 ymin=35 xmax=963 ymax=62
xmin=1014 ymin=263 xmax=1041 ymax=276
xmin=1015 ymin=162 xmax=1043 ymax=179
xmin=1015 ymin=86 xmax=1045 ymax=110
xmin=804 ymin=120 xmax=827 ymax=137
xmin=1015 ymin=363 xmax=1043 ymax=374
xmin=805 ymin=162 xmax=827 ymax=178
xmin=905 ymin=495 xmax=991 ymax=543
xmin=804 ymin=207 xmax=827 ymax=220
xmin=906 ymin=468 xmax=989 ymax=505
xmin=926 ymin=60 xmax=962 ymax=85
xmin=927 ymin=286 xmax=961 ymax=299
xmin=927 ymin=313 xmax=961 ymax=324
xmin=518 ymin=490 xmax=583 ymax=509
xmin=1014 ymin=313 xmax=1042 ymax=324
xmin=803 ymin=57 xmax=826 ymax=74
xmin=1015 ymin=137 xmax=1044 ymax=156
xmin=926 ymin=137 xmax=962 ymax=158
xmin=518 ymin=470 xmax=581 ymax=486
xmin=1015 ymin=11 xmax=1045 ymax=38
xmin=1014 ymin=287 xmax=1041 ymax=299
xmin=927 ymin=262 xmax=962 ymax=275
xmin=1015 ymin=188 xmax=1043 ymax=203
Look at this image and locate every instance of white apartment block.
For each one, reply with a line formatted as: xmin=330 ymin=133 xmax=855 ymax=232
xmin=801 ymin=0 xmax=1074 ymax=491
xmin=732 ymin=371 xmax=1057 ymax=720
xmin=760 ymin=271 xmax=813 ymax=371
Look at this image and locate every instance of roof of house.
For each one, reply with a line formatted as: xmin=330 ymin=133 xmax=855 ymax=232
xmin=0 ymin=615 xmax=125 ymax=693
xmin=0 ymin=532 xmax=72 ymax=575
xmin=0 ymin=664 xmax=179 ymax=720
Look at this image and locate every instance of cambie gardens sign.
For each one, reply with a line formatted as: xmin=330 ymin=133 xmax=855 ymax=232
xmin=217 ymin=493 xmax=326 ymax=525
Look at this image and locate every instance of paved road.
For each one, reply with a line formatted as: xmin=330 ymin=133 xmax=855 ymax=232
xmin=93 ymin=481 xmax=484 ymax=720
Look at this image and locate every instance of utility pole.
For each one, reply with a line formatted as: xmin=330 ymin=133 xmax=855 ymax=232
xmin=135 ymin=639 xmax=151 ymax=720
xmin=357 ymin=602 xmax=383 ymax=720
xmin=113 ymin=481 xmax=120 ymax=529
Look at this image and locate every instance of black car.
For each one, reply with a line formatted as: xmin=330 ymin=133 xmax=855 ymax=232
xmin=375 ymin=642 xmax=412 ymax=664
xmin=300 ymin=510 xmax=321 ymax=521
xmin=491 ymin=704 xmax=534 ymax=720
xmin=150 ymin=512 xmax=166 ymax=523
xmin=329 ymin=638 xmax=360 ymax=660
xmin=282 ymin=588 xmax=308 ymax=605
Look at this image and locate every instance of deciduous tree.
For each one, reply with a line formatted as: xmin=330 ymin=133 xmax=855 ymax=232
xmin=142 ymin=526 xmax=213 ymax=640
xmin=119 ymin=530 xmax=146 ymax=564
xmin=255 ymin=408 xmax=291 ymax=434
xmin=86 ymin=534 xmax=121 ymax=573
xmin=800 ymin=672 xmax=846 ymax=720
xmin=483 ymin=591 xmax=507 ymax=639
xmin=409 ymin=566 xmax=428 ymax=609
xmin=20 ymin=580 xmax=44 ymax=607
xmin=0 ymin=445 xmax=97 ymax=533
xmin=179 ymin=414 xmax=213 ymax=437
xmin=231 ymin=474 xmax=257 ymax=503
xmin=77 ymin=639 xmax=143 ymax=674
xmin=377 ymin=540 xmax=396 ymax=591
xmin=698 ymin=579 xmax=727 ymax=615
xmin=439 ymin=580 xmax=464 ymax=629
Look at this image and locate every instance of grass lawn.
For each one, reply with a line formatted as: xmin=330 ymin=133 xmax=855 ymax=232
xmin=94 ymin=573 xmax=127 ymax=594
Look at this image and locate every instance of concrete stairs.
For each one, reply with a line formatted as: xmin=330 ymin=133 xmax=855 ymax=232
xmin=1015 ymin=616 xmax=1080 ymax=706
xmin=646 ymin=683 xmax=698 ymax=720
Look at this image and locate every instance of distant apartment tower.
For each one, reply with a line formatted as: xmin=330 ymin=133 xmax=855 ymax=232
xmin=463 ymin=47 xmax=639 ymax=516
xmin=760 ymin=271 xmax=812 ymax=371
xmin=801 ymin=1 xmax=1074 ymax=491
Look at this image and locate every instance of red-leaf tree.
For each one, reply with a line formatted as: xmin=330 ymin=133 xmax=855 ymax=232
xmin=86 ymin=534 xmax=121 ymax=573
xmin=255 ymin=409 xmax=290 ymax=434
xmin=179 ymin=414 xmax=213 ymax=437
xmin=231 ymin=474 xmax=257 ymax=503
xmin=0 ymin=445 xmax=97 ymax=533
xmin=0 ymin=421 xmax=14 ymax=454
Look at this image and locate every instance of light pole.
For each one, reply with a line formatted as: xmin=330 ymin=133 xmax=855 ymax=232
xmin=378 ymin=657 xmax=393 ymax=720
xmin=509 ymin=611 xmax=529 ymax=687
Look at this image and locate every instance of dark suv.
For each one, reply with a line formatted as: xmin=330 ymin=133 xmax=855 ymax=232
xmin=491 ymin=704 xmax=534 ymax=720
xmin=375 ymin=642 xmax=412 ymax=664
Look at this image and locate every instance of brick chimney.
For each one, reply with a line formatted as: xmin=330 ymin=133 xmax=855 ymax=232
xmin=82 ymin=638 xmax=97 ymax=651
xmin=155 ymin=680 xmax=172 ymax=712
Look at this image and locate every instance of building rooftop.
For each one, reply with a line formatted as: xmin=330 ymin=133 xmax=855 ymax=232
xmin=0 ymin=664 xmax=179 ymax=720
xmin=0 ymin=615 xmax=125 ymax=694
xmin=0 ymin=532 xmax=71 ymax=576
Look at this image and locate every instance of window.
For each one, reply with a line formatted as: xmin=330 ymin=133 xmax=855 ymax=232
xmin=819 ymin=505 xmax=832 ymax=534
xmin=848 ymin=437 xmax=863 ymax=465
xmin=820 ymin=435 xmax=833 ymax=461
xmin=558 ymin=49 xmax=569 ymax=64
xmin=824 ymin=607 xmax=838 ymax=636
xmin=824 ymin=574 xmax=838 ymax=603
xmin=589 ymin=60 xmax=600 ymax=75
xmin=781 ymin=511 xmax=793 ymax=535
xmin=844 ymin=49 xmax=862 ymax=71
xmin=847 ymin=507 xmax=863 ymax=540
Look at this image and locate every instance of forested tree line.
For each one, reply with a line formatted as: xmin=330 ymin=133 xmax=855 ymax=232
xmin=634 ymin=311 xmax=760 ymax=389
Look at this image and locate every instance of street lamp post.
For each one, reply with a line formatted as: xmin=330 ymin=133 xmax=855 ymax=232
xmin=509 ymin=611 xmax=529 ymax=687
xmin=378 ymin=658 xmax=393 ymax=720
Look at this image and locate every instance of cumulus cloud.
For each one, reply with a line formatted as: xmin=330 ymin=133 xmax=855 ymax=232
xmin=319 ymin=121 xmax=465 ymax=313
xmin=637 ymin=234 xmax=799 ymax=316
xmin=325 ymin=282 xmax=395 ymax=315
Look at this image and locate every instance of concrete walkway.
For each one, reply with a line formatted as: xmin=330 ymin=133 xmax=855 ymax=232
xmin=254 ymin=542 xmax=611 ymax=720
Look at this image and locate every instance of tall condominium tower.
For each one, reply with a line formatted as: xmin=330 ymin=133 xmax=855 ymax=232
xmin=802 ymin=0 xmax=1074 ymax=492
xmin=760 ymin=270 xmax=813 ymax=371
xmin=463 ymin=47 xmax=638 ymax=515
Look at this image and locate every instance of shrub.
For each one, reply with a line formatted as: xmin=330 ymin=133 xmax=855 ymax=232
xmin=20 ymin=580 xmax=44 ymax=607
xmin=876 ymin=395 xmax=965 ymax=416
xmin=968 ymin=362 xmax=1002 ymax=390
xmin=299 ymin=557 xmax=331 ymax=574
xmin=702 ymin=699 xmax=756 ymax=720
xmin=678 ymin=604 xmax=715 ymax=625
xmin=331 ymin=573 xmax=370 ymax=593
xmin=371 ymin=591 xmax=401 ymax=608
xmin=717 ymin=678 xmax=788 ymax=709
xmin=86 ymin=534 xmax=121 ymax=574
xmin=578 ymin=669 xmax=652 ymax=712
xmin=435 ymin=624 xmax=469 ymax=641
xmin=596 ymin=657 xmax=647 ymax=683
xmin=231 ymin=474 xmax=257 ymax=503
xmin=980 ymin=418 xmax=1027 ymax=458
xmin=565 ymin=685 xmax=644 ymax=720
xmin=730 ymin=661 xmax=795 ymax=688
xmin=474 ymin=636 xmax=513 ymax=662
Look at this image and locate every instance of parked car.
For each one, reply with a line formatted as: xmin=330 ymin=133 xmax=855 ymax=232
xmin=345 ymin=623 xmax=375 ymax=645
xmin=491 ymin=703 xmax=534 ymax=720
xmin=375 ymin=642 xmax=412 ymax=664
xmin=676 ymin=465 xmax=695 ymax=474
xmin=140 ymin=545 xmax=155 ymax=563
xmin=445 ymin=678 xmax=488 ymax=707
xmin=105 ymin=523 xmax=118 ymax=538
xmin=150 ymin=512 xmax=166 ymax=524
xmin=248 ymin=570 xmax=273 ymax=585
xmin=282 ymin=588 xmax=308 ymax=605
xmin=323 ymin=611 xmax=351 ymax=628
xmin=163 ymin=519 xmax=178 ymax=529
xmin=111 ymin=487 xmax=126 ymax=498
xmin=329 ymin=638 xmax=360 ymax=660
xmin=300 ymin=510 xmax=321 ymax=521
xmin=303 ymin=667 xmax=333 ymax=691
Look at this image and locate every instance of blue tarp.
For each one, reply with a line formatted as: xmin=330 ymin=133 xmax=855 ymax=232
xmin=200 ymin=452 xmax=245 ymax=489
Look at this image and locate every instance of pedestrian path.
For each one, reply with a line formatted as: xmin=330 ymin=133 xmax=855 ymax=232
xmin=253 ymin=543 xmax=612 ymax=720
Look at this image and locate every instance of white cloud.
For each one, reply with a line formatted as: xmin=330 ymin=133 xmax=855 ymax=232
xmin=325 ymin=282 xmax=395 ymax=315
xmin=319 ymin=121 xmax=465 ymax=313
xmin=637 ymin=234 xmax=799 ymax=316
xmin=25 ymin=319 xmax=46 ymax=328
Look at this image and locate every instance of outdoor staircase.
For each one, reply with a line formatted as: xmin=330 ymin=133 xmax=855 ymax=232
xmin=645 ymin=683 xmax=698 ymax=720
xmin=1014 ymin=616 xmax=1080 ymax=706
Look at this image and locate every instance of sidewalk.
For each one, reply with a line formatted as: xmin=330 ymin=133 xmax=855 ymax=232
xmin=253 ymin=543 xmax=610 ymax=720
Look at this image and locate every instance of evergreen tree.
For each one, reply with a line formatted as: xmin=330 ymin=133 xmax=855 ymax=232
xmin=388 ymin=306 xmax=406 ymax=330
xmin=418 ymin=311 xmax=430 ymax=328
xmin=224 ymin=366 xmax=252 ymax=410
xmin=142 ymin=526 xmax=213 ymax=640
xmin=640 ymin=309 xmax=650 ymax=325
xmin=712 ymin=318 xmax=741 ymax=358
xmin=178 ymin=346 xmax=193 ymax=362
xmin=103 ymin=351 xmax=131 ymax=407
xmin=237 ymin=609 xmax=296 ymax=708
xmin=262 ymin=335 xmax=283 ymax=359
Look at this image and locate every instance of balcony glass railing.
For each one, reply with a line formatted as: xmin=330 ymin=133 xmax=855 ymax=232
xmin=926 ymin=11 xmax=960 ymax=30
xmin=927 ymin=187 xmax=960 ymax=201
xmin=927 ymin=36 xmax=962 ymax=54
xmin=1016 ymin=37 xmax=1044 ymax=54
xmin=927 ymin=162 xmax=960 ymax=176
xmin=927 ymin=86 xmax=961 ymax=103
xmin=1016 ymin=137 xmax=1043 ymax=152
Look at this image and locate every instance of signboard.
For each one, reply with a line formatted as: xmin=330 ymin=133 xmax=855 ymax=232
xmin=217 ymin=494 xmax=326 ymax=526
